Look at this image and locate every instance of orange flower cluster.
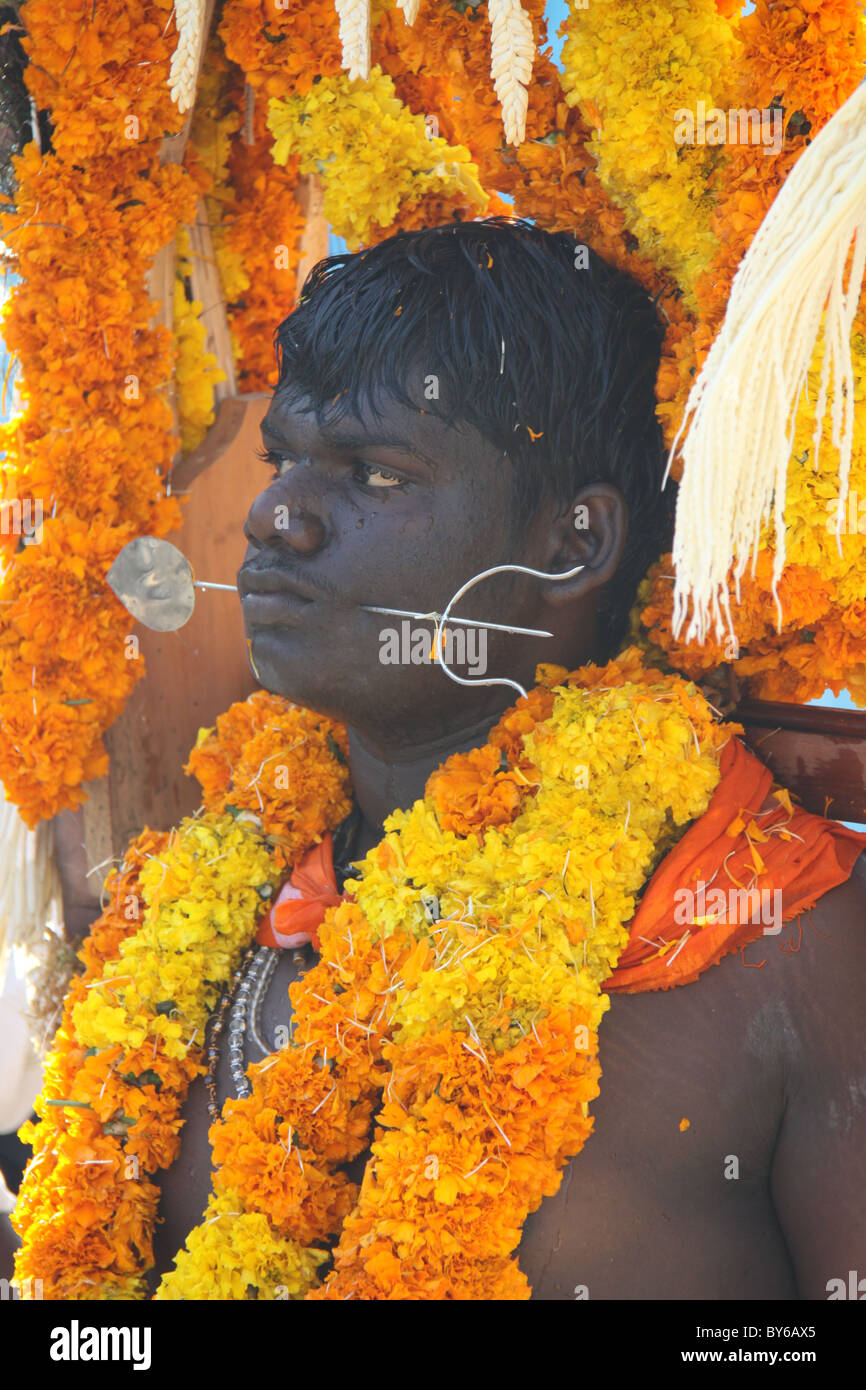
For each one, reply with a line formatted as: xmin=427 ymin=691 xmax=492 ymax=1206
xmin=186 ymin=30 xmax=304 ymax=389
xmin=11 ymin=830 xmax=202 ymax=1299
xmin=0 ymin=0 xmax=200 ymax=825
xmin=316 ymin=1008 xmax=599 ymax=1300
xmin=186 ymin=693 xmax=352 ymax=867
xmin=210 ymin=900 xmax=395 ymax=1245
xmin=218 ymin=0 xmax=345 ymax=102
xmin=657 ymin=0 xmax=866 ymax=456
xmin=427 ymin=742 xmax=524 ymax=837
xmin=637 ymin=553 xmax=866 ymax=706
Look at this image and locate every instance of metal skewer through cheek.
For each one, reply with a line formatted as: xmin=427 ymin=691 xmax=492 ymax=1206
xmin=435 ymin=562 xmax=585 ymax=700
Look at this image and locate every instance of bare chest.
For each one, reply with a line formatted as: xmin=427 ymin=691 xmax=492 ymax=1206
xmin=148 ymin=947 xmax=797 ymax=1299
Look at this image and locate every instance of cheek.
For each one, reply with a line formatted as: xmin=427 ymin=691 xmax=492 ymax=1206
xmin=350 ymin=477 xmax=512 ymax=581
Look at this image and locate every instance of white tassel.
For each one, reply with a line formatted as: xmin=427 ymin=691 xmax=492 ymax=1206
xmin=488 ymin=0 xmax=535 ymax=148
xmin=0 ymin=790 xmax=63 ymax=991
xmin=396 ymin=0 xmax=422 ymax=24
xmin=168 ymin=0 xmax=206 ymax=115
xmin=335 ymin=0 xmax=371 ymax=82
xmin=667 ymin=79 xmax=866 ymax=647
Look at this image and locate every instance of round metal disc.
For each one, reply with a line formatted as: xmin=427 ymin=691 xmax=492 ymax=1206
xmin=106 ymin=536 xmax=196 ymax=632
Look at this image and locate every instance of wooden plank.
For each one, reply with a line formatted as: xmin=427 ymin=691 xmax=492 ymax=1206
xmin=736 ymin=698 xmax=866 ymax=740
xmin=55 ymin=396 xmax=269 ymax=920
xmin=293 ymin=175 xmax=329 ymax=304
xmin=739 ymin=723 xmax=866 ymax=823
xmin=102 ymin=395 xmax=270 ymax=857
xmin=187 ymin=195 xmax=238 ymax=401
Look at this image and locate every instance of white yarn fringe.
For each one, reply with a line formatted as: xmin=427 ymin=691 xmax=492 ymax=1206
xmin=168 ymin=0 xmax=206 ymax=115
xmin=396 ymin=0 xmax=422 ymax=24
xmin=336 ymin=0 xmax=371 ymax=82
xmin=667 ymin=78 xmax=866 ymax=647
xmin=0 ymin=790 xmax=63 ymax=990
xmin=489 ymin=0 xmax=534 ymax=147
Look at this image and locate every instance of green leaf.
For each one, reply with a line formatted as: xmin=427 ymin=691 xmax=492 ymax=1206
xmin=63 ymin=698 xmax=92 ymax=706
xmin=326 ymin=733 xmax=347 ymax=766
xmin=119 ymin=1069 xmax=163 ymax=1093
xmin=103 ymin=1114 xmax=135 ymax=1136
xmin=155 ymin=999 xmax=177 ymax=1016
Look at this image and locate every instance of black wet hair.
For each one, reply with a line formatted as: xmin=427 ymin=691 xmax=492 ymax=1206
xmin=274 ymin=216 xmax=674 ymax=657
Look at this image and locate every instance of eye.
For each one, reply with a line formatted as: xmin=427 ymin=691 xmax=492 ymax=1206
xmin=256 ymin=446 xmax=296 ymax=478
xmin=354 ymin=461 xmax=404 ymax=489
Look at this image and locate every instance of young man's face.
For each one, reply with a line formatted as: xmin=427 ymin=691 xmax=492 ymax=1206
xmin=239 ymin=369 xmax=569 ymax=742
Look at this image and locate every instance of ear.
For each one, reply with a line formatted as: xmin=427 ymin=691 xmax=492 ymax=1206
xmin=538 ymin=484 xmax=628 ymax=609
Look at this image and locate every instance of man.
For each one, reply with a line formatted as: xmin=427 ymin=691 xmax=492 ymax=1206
xmin=5 ymin=218 xmax=866 ymax=1298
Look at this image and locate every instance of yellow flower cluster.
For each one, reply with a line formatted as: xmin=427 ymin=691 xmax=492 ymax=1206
xmin=266 ymin=67 xmax=488 ymax=249
xmin=71 ymin=812 xmax=279 ymax=1059
xmin=780 ymin=330 xmax=866 ymax=604
xmin=155 ymin=1192 xmax=327 ymax=1300
xmin=349 ymin=677 xmax=724 ymax=1049
xmin=173 ymin=226 xmax=227 ymax=455
xmin=559 ymin=0 xmax=740 ymax=309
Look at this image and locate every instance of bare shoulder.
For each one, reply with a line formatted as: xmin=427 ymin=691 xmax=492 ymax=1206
xmin=763 ymin=848 xmax=866 ymax=1299
xmin=768 ymin=848 xmax=866 ymax=1062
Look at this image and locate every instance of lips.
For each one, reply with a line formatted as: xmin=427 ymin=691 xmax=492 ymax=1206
xmin=239 ymin=567 xmax=315 ymax=625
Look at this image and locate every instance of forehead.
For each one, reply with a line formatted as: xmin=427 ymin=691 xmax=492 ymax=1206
xmin=262 ymin=376 xmax=503 ymax=475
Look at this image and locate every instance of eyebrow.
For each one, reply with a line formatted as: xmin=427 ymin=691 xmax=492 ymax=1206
xmin=261 ymin=420 xmax=440 ymax=472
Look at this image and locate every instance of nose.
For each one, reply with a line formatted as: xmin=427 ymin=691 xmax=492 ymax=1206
xmin=244 ymin=474 xmax=327 ymax=556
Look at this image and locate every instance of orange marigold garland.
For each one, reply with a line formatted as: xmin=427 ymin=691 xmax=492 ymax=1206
xmin=11 ymin=701 xmax=352 ymax=1298
xmin=0 ymin=0 xmax=200 ymax=826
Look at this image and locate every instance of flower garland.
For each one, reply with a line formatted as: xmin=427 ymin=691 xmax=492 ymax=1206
xmin=13 ymin=650 xmax=730 ymax=1299
xmin=11 ymin=697 xmax=352 ymax=1298
xmin=185 ymin=38 xmax=307 ymax=391
xmin=155 ymin=650 xmax=729 ymax=1299
xmin=266 ymin=67 xmax=489 ymax=250
xmin=559 ymin=0 xmax=740 ymax=312
xmin=173 ymin=226 xmax=227 ymax=455
xmin=0 ymin=0 xmax=199 ymax=827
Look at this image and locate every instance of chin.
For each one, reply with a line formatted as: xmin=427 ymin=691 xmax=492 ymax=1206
xmin=244 ymin=624 xmax=473 ymax=735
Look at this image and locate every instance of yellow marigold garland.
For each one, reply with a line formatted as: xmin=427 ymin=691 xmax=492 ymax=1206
xmin=173 ymin=226 xmax=227 ymax=455
xmin=559 ymin=0 xmax=740 ymax=310
xmin=266 ymin=67 xmax=489 ymax=250
xmin=635 ymin=0 xmax=866 ymax=705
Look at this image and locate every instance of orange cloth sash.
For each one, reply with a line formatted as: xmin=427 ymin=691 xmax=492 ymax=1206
xmin=257 ymin=832 xmax=342 ymax=953
xmin=605 ymin=737 xmax=866 ymax=994
xmin=257 ymin=740 xmax=866 ymax=989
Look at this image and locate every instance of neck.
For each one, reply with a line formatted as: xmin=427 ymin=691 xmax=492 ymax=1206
xmin=346 ymin=710 xmax=505 ymax=854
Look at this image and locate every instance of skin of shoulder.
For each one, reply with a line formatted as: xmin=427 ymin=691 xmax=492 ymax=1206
xmin=767 ymin=852 xmax=866 ymax=1298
